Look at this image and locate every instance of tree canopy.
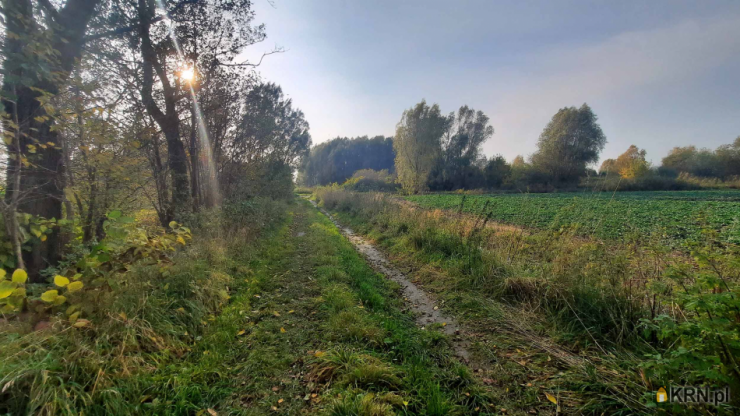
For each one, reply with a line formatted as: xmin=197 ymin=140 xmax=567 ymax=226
xmin=393 ymin=100 xmax=450 ymax=194
xmin=531 ymin=104 xmax=607 ymax=183
xmin=299 ymin=136 xmax=395 ymax=186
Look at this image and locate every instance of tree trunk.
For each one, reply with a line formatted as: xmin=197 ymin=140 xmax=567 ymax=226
xmin=189 ymin=105 xmax=200 ymax=211
xmin=138 ymin=0 xmax=191 ymax=222
xmin=1 ymin=0 xmax=100 ymax=281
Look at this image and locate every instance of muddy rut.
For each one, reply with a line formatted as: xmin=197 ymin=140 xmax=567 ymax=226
xmin=308 ymin=199 xmax=472 ymax=362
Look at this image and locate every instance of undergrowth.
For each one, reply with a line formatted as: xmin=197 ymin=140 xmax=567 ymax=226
xmin=0 ymin=198 xmax=289 ymax=414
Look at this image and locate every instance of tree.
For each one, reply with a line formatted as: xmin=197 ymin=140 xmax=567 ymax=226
xmin=716 ymin=137 xmax=740 ymax=178
xmin=222 ymin=82 xmax=311 ymax=199
xmin=661 ymin=146 xmax=697 ymax=175
xmin=614 ymin=145 xmax=649 ymax=179
xmin=483 ymin=155 xmax=511 ymax=188
xmin=599 ymin=159 xmax=618 ymax=176
xmin=512 ymin=155 xmax=526 ymax=168
xmin=432 ymin=105 xmax=494 ymax=190
xmin=231 ymin=82 xmax=311 ymax=167
xmin=394 ymin=100 xmax=449 ymax=194
xmin=531 ymin=104 xmax=607 ymax=183
xmin=1 ymin=0 xmax=102 ymax=279
xmin=299 ymin=136 xmax=395 ymax=186
xmin=660 ymin=145 xmax=722 ymax=178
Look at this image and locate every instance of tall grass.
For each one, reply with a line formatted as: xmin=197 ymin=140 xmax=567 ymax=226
xmin=315 ymin=187 xmax=740 ymax=410
xmin=0 ymin=198 xmax=289 ymax=414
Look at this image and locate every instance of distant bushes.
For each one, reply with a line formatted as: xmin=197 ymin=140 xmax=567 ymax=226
xmin=342 ymin=169 xmax=399 ymax=192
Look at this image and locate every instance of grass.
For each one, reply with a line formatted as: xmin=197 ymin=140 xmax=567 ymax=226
xmin=405 ymin=190 xmax=740 ymax=244
xmin=316 ymin=187 xmax=740 ymax=414
xmin=0 ymin=198 xmax=503 ymax=415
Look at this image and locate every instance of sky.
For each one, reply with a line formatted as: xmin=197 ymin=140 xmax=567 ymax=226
xmin=240 ymin=0 xmax=740 ymax=165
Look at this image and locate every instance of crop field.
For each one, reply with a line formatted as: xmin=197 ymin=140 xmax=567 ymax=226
xmin=405 ymin=190 xmax=740 ymax=244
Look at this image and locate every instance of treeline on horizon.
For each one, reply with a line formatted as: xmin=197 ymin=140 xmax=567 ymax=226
xmin=298 ymin=100 xmax=740 ymax=193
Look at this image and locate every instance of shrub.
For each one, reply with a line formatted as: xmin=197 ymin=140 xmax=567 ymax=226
xmin=342 ymin=169 xmax=399 ymax=192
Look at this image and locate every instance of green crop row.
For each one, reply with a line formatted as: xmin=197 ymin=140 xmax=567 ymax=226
xmin=405 ymin=190 xmax=740 ymax=244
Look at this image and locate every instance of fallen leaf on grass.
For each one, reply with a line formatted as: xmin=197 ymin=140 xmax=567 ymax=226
xmin=237 ymin=330 xmax=246 ymax=336
xmin=207 ymin=409 xmax=217 ymax=416
xmin=545 ymin=392 xmax=558 ymax=404
xmin=280 ymin=327 xmax=286 ymax=333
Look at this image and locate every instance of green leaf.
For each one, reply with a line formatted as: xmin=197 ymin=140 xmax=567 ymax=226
xmin=0 ymin=269 xmax=6 ymax=280
xmin=169 ymin=221 xmax=178 ymax=229
xmin=107 ymin=210 xmax=122 ymax=219
xmin=11 ymin=269 xmax=27 ymax=284
xmin=41 ymin=290 xmax=59 ymax=303
xmin=68 ymin=311 xmax=80 ymax=323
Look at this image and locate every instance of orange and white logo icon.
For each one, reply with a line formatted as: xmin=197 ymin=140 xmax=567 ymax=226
xmin=657 ymin=387 xmax=668 ymax=403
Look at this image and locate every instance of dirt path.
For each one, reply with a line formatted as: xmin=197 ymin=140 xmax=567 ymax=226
xmin=308 ymin=199 xmax=474 ymax=363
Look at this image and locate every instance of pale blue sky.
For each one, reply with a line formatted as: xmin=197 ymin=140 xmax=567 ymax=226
xmin=241 ymin=0 xmax=740 ymax=165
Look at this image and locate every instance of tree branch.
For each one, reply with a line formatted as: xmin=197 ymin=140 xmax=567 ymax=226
xmin=217 ymin=47 xmax=285 ymax=67
xmin=82 ymin=0 xmax=199 ymax=43
xmin=37 ymin=0 xmax=60 ymax=22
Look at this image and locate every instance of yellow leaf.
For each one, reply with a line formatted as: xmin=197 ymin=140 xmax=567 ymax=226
xmin=237 ymin=329 xmax=246 ymax=336
xmin=0 ymin=281 xmax=14 ymax=299
xmin=177 ymin=236 xmax=186 ymax=245
xmin=314 ymin=351 xmax=325 ymax=357
xmin=119 ymin=312 xmax=128 ymax=320
xmin=41 ymin=290 xmax=59 ymax=303
xmin=0 ymin=269 xmax=6 ymax=280
xmin=288 ymin=310 xmax=295 ymax=314
xmin=280 ymin=327 xmax=286 ymax=333
xmin=277 ymin=398 xmax=284 ymax=404
xmin=67 ymin=281 xmax=84 ymax=292
xmin=73 ymin=319 xmax=90 ymax=328
xmin=53 ymin=295 xmax=67 ymax=306
xmin=273 ymin=311 xmax=280 ymax=317
xmin=11 ymin=269 xmax=27 ymax=284
xmin=41 ymin=235 xmax=47 ymax=241
xmin=403 ymin=401 xmax=409 ymax=406
xmin=54 ymin=275 xmax=70 ymax=287
xmin=545 ymin=392 xmax=558 ymax=404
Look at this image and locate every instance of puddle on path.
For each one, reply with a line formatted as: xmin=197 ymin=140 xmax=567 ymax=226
xmin=307 ymin=199 xmax=471 ymax=362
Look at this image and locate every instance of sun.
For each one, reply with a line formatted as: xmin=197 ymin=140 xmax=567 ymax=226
xmin=180 ymin=67 xmax=195 ymax=82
